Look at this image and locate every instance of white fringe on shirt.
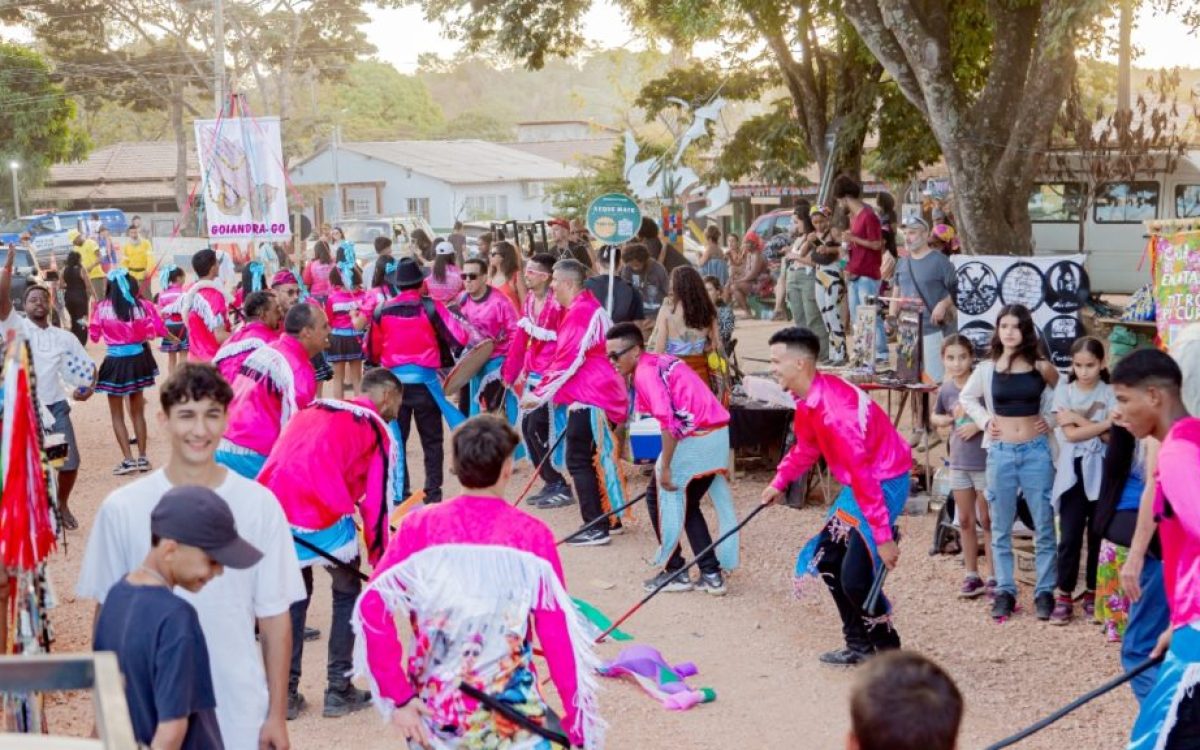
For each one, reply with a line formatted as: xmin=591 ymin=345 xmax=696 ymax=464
xmin=351 ymin=543 xmax=605 ymax=750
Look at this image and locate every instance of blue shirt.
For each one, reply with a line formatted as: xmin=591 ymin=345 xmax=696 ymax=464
xmin=1117 ymin=465 xmax=1147 ymax=512
xmin=93 ymin=579 xmax=223 ymax=749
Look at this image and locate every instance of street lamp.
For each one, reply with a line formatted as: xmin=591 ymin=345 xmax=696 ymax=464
xmin=8 ymin=161 xmax=19 ymax=218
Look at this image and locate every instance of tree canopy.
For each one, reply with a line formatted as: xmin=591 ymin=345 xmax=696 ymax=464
xmin=0 ymin=43 xmax=90 ymax=214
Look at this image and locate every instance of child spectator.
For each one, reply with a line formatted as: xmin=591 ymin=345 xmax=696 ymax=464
xmin=93 ymin=485 xmax=263 ymax=749
xmin=847 ymin=651 xmax=962 ymax=750
xmin=959 ymin=303 xmax=1059 ymax=622
xmin=1050 ymin=336 xmax=1115 ymax=625
xmin=932 ymin=334 xmax=992 ymax=598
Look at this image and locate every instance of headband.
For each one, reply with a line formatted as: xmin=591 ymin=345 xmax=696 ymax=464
xmin=272 ymin=269 xmax=299 ymax=287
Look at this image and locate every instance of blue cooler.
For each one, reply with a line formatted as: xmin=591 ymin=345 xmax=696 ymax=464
xmin=629 ymin=416 xmax=662 ymax=464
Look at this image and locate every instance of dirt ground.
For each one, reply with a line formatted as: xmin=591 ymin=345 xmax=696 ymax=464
xmin=39 ymin=318 xmax=1137 ymax=749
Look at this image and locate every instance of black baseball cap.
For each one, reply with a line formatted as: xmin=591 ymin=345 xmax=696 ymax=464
xmin=151 ymin=486 xmax=263 ymax=569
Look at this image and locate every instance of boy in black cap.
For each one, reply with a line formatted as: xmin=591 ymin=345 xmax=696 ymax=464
xmin=93 ymin=485 xmax=263 ymax=749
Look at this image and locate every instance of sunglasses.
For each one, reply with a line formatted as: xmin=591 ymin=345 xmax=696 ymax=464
xmin=607 ymin=344 xmax=636 ymax=363
xmin=462 ymin=273 xmax=481 ymax=280
xmin=490 ymin=252 xmax=502 ymax=257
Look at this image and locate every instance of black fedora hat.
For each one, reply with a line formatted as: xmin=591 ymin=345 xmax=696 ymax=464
xmin=391 ymin=257 xmax=425 ymax=289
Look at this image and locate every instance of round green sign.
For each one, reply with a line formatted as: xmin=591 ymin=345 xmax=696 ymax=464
xmin=586 ymin=193 xmax=642 ymax=245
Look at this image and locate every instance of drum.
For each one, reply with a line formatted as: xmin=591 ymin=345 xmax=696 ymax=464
xmin=629 ymin=416 xmax=662 ymax=464
xmin=441 ymin=339 xmax=496 ymax=394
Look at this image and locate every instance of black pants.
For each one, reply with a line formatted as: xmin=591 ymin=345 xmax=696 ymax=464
xmin=398 ymin=383 xmax=444 ymax=504
xmin=813 ymin=524 xmax=901 ymax=654
xmin=289 ymin=559 xmax=362 ymax=693
xmin=1057 ymin=457 xmax=1099 ymax=594
xmin=521 ymin=403 xmax=566 ymax=486
xmin=646 ymin=474 xmax=719 ymax=574
xmin=565 ymin=409 xmax=604 ymax=526
xmin=1168 ymin=690 xmax=1200 ymax=749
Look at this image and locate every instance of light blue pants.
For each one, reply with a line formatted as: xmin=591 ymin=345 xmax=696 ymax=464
xmin=847 ymin=275 xmax=889 ymax=359
xmin=986 ymin=435 xmax=1056 ymax=596
xmin=1123 ymin=558 xmax=1170 ymax=703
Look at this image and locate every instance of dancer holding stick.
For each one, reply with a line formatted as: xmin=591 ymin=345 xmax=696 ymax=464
xmin=760 ymin=327 xmax=913 ymax=666
xmin=606 ymin=321 xmax=740 ymax=596
xmin=519 ymin=260 xmax=629 ymax=545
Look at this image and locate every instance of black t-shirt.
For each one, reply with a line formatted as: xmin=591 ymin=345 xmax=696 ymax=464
xmin=555 ymin=242 xmax=592 ymax=266
xmin=585 ymin=275 xmax=644 ymax=324
xmin=93 ymin=579 xmax=224 ymax=749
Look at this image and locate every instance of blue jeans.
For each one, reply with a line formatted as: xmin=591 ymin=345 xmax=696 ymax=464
xmin=985 ymin=435 xmax=1056 ymax=596
xmin=1123 ymin=557 xmax=1170 ymax=703
xmin=847 ymin=275 xmax=888 ymax=359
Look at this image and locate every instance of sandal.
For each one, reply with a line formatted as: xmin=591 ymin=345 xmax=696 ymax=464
xmin=61 ymin=507 xmax=78 ymax=531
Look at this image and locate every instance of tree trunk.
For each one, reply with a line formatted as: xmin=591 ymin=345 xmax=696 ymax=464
xmin=842 ymin=0 xmax=1104 ymax=255
xmin=942 ymin=142 xmax=1035 ymax=256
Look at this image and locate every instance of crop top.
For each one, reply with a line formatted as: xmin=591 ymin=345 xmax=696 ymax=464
xmin=992 ymin=368 xmax=1045 ymax=417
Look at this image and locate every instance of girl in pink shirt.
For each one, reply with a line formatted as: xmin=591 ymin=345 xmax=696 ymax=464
xmin=325 ymin=261 xmax=366 ymax=399
xmin=303 ymin=241 xmax=335 ymax=302
xmin=425 ymin=241 xmax=463 ymax=307
xmin=89 ymin=268 xmax=169 ymax=476
xmin=154 ymin=265 xmax=188 ymax=374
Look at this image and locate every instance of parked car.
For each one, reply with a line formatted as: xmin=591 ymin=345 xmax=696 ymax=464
xmin=338 ymin=215 xmax=435 ymax=263
xmin=0 ymin=208 xmax=129 ymax=268
xmin=743 ymin=209 xmax=796 ymax=249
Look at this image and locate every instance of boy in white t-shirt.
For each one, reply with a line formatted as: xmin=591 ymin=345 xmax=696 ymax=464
xmin=78 ymin=363 xmax=306 ymax=750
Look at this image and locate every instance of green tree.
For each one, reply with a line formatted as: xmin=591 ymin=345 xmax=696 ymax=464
xmin=437 ymin=111 xmax=514 ymax=141
xmin=545 ymin=141 xmax=665 ymax=220
xmin=314 ymin=61 xmax=444 ymax=141
xmin=842 ymin=0 xmax=1112 ymax=254
xmin=0 ymin=43 xmax=90 ymax=214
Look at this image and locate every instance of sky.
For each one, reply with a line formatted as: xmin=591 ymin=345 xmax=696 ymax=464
xmin=365 ymin=0 xmax=1199 ymax=75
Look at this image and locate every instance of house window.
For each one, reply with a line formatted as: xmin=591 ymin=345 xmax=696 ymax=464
xmin=347 ymin=198 xmax=372 ymax=217
xmin=1094 ymin=181 xmax=1159 ymax=223
xmin=1176 ymin=184 xmax=1200 ymax=218
xmin=1028 ymin=183 xmax=1085 ymax=223
xmin=463 ymin=195 xmax=508 ymax=221
xmin=406 ymin=198 xmax=430 ymax=221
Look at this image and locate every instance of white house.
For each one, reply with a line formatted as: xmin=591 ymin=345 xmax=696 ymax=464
xmin=288 ymin=140 xmax=579 ymax=231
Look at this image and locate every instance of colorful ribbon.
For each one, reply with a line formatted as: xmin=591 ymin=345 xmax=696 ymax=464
xmin=247 ymin=261 xmax=265 ymax=292
xmin=106 ymin=269 xmax=135 ymax=304
xmin=158 ymin=263 xmax=178 ymax=292
xmin=337 ymin=261 xmax=356 ymax=288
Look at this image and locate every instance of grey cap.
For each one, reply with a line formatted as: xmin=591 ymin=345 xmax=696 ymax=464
xmin=151 ymin=486 xmax=263 ymax=569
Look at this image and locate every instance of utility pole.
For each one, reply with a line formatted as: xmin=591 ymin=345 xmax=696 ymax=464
xmin=1117 ymin=0 xmax=1132 ymax=112
xmin=331 ymin=123 xmax=341 ymax=225
xmin=213 ymin=0 xmax=225 ymax=116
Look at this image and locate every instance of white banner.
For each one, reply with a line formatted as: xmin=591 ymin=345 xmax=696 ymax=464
xmin=194 ymin=116 xmax=290 ymax=239
xmin=951 ymin=254 xmax=1089 ymax=369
